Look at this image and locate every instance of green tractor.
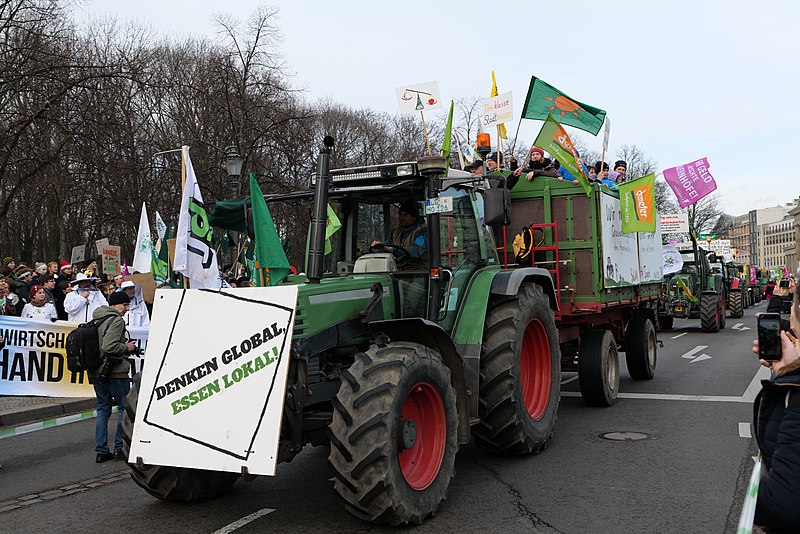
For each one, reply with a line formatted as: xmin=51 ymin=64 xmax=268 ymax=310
xmin=122 ymin=142 xmax=562 ymax=526
xmin=661 ymin=240 xmax=725 ymax=332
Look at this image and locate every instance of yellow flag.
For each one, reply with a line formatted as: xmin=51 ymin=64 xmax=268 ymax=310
xmin=490 ymin=71 xmax=508 ymax=139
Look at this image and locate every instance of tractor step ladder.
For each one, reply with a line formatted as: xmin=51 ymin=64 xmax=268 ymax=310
xmin=528 ymin=222 xmax=562 ymax=320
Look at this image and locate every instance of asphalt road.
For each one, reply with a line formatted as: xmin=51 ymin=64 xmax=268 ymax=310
xmin=0 ymin=302 xmax=769 ymax=533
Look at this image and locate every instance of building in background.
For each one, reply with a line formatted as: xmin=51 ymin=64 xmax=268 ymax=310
xmin=722 ymin=201 xmax=798 ymax=269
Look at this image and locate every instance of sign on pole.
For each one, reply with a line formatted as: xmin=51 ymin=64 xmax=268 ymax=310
xmin=659 ymin=213 xmax=690 ymax=234
xmin=602 ymin=116 xmax=611 ymax=152
xmin=70 ymin=245 xmax=86 ymax=266
xmin=101 ymin=245 xmax=121 ymax=275
xmin=95 ymin=238 xmax=110 ymax=255
xmin=480 ymin=91 xmax=513 ymax=130
xmin=395 ymin=81 xmax=441 ymax=115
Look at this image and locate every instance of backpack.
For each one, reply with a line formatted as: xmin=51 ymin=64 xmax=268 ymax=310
xmin=512 ymin=225 xmax=545 ymax=266
xmin=66 ymin=315 xmax=113 ymax=373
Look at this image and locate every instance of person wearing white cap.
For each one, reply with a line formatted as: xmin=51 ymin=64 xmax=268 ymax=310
xmin=64 ymin=272 xmax=108 ymax=323
xmin=118 ymin=280 xmax=150 ymax=328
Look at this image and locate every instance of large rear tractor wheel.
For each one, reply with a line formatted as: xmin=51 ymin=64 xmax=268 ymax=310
xmin=700 ymin=293 xmax=720 ymax=332
xmin=625 ymin=318 xmax=657 ymax=380
xmin=728 ymin=290 xmax=743 ymax=319
xmin=473 ymin=283 xmax=560 ymax=455
xmin=719 ymin=294 xmax=726 ymax=329
xmin=328 ymin=342 xmax=458 ymax=526
xmin=122 ymin=374 xmax=240 ymax=501
xmin=578 ymin=329 xmax=620 ymax=407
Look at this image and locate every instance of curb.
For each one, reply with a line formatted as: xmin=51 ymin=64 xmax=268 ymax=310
xmin=0 ymin=398 xmax=96 ymax=427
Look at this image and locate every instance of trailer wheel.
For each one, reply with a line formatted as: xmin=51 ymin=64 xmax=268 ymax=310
xmin=700 ymin=293 xmax=720 ymax=332
xmin=328 ymin=342 xmax=458 ymax=526
xmin=473 ymin=283 xmax=560 ymax=455
xmin=729 ymin=290 xmax=743 ymax=318
xmin=122 ymin=374 xmax=240 ymax=501
xmin=625 ymin=318 xmax=657 ymax=380
xmin=578 ymin=329 xmax=619 ymax=407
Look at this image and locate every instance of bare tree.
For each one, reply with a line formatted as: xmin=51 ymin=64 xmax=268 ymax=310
xmin=687 ymin=193 xmax=722 ymax=235
xmin=615 ymin=144 xmax=657 ymax=180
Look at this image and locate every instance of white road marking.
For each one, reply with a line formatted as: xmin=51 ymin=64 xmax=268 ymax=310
xmin=739 ymin=326 xmax=751 ymax=331
xmin=671 ymin=332 xmax=688 ymax=339
xmin=739 ymin=422 xmax=752 ymax=438
xmin=690 ymin=354 xmax=712 ymax=363
xmin=561 ymin=391 xmax=746 ymax=402
xmin=682 ymin=345 xmax=708 ymax=359
xmin=212 ymin=508 xmax=276 ymax=534
xmin=560 ymin=375 xmax=578 ymax=385
xmin=732 ymin=323 xmax=744 ymax=330
xmin=742 ymin=365 xmax=771 ymax=403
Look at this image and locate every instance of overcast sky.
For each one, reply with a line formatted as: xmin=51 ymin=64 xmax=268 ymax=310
xmin=74 ymin=0 xmax=800 ymax=217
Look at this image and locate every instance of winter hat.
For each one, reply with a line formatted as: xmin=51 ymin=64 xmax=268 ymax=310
xmin=595 ymin=161 xmax=610 ymax=173
xmin=59 ymin=260 xmax=71 ymax=271
xmin=28 ymin=284 xmax=43 ymax=300
xmin=486 ymin=152 xmax=504 ymax=164
xmin=530 ymin=147 xmax=544 ymax=156
xmin=108 ymin=291 xmax=131 ymax=306
xmin=35 ymin=263 xmax=47 ymax=274
xmin=614 ymin=160 xmax=628 ymax=170
xmin=398 ymin=200 xmax=419 ymax=219
xmin=2 ymin=257 xmax=13 ymax=266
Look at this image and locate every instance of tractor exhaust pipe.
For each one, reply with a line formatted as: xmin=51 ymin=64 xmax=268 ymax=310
xmin=308 ymin=136 xmax=334 ymax=284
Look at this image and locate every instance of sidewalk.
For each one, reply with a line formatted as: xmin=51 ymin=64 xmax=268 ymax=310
xmin=0 ymin=395 xmax=96 ymax=427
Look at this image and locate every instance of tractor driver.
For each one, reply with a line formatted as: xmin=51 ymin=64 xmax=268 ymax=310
xmin=370 ymin=200 xmax=427 ymax=270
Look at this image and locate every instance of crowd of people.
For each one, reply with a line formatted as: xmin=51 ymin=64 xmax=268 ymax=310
xmin=464 ymin=147 xmax=630 ymax=190
xmin=0 ymin=255 xmax=150 ymax=327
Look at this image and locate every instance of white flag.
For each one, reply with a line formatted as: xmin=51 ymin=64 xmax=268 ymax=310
xmin=155 ymin=211 xmax=167 ymax=241
xmin=132 ymin=202 xmax=153 ymax=274
xmin=174 ymin=147 xmax=221 ymax=289
xmin=454 ymin=130 xmax=477 ymax=163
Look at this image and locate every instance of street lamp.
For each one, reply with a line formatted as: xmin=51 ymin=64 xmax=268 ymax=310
xmin=224 ymin=145 xmax=244 ymax=199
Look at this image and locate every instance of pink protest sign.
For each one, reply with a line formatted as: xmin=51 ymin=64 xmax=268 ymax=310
xmin=663 ymin=157 xmax=717 ymax=208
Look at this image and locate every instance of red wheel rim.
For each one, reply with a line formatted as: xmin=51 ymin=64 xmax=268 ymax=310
xmin=519 ymin=319 xmax=552 ymax=420
xmin=398 ymin=382 xmax=446 ymax=490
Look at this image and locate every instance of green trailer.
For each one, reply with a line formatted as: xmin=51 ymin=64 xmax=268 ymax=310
xmin=507 ymin=177 xmax=661 ymax=406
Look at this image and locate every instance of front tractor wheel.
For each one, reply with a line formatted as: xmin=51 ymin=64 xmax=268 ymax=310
xmin=700 ymin=293 xmax=720 ymax=332
xmin=474 ymin=283 xmax=561 ymax=455
xmin=122 ymin=374 xmax=240 ymax=501
xmin=328 ymin=342 xmax=458 ymax=526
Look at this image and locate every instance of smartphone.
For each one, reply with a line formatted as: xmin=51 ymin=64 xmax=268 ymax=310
xmin=758 ymin=313 xmax=783 ymax=361
xmin=780 ymin=279 xmax=790 ymax=288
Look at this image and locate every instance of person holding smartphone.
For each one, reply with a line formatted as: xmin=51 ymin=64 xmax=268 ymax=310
xmin=751 ymin=284 xmax=800 ymax=532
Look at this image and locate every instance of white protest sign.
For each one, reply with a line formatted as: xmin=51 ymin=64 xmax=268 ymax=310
xmin=130 ymin=286 xmax=298 ymax=476
xmin=602 ymin=116 xmax=611 ymax=152
xmin=95 ymin=238 xmax=110 ymax=254
xmin=600 ymin=192 xmax=640 ymax=287
xmin=395 ymin=81 xmax=441 ymax=115
xmin=660 ymin=213 xmax=689 ymax=234
xmin=662 ymin=244 xmax=684 ymax=275
xmin=637 ymin=219 xmax=663 ymax=283
xmin=70 ymin=245 xmax=86 ymax=266
xmin=707 ymin=239 xmax=732 ymax=260
xmin=101 ymin=244 xmax=121 ymax=275
xmin=480 ymin=91 xmax=513 ymax=128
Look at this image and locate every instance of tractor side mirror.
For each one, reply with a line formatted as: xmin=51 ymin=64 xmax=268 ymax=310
xmin=484 ymin=185 xmax=510 ymax=226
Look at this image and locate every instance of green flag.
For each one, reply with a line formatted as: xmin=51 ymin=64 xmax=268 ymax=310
xmin=533 ymin=115 xmax=591 ymax=196
xmin=619 ymin=173 xmax=657 ymax=234
xmin=249 ymin=172 xmax=290 ymax=286
xmin=151 ymin=247 xmax=169 ymax=285
xmin=523 ymin=77 xmax=607 ymax=135
xmin=441 ymin=100 xmax=454 ymax=160
xmin=325 ymin=203 xmax=341 ymax=255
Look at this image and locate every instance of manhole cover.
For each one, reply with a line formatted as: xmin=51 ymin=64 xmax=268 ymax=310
xmin=600 ymin=431 xmax=649 ymax=441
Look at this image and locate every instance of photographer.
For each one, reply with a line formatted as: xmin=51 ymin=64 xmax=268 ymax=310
xmin=90 ymin=291 xmax=136 ymax=463
xmin=751 ymin=283 xmax=800 ymax=532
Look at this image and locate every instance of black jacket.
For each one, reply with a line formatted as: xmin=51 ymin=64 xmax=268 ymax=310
xmin=753 ymin=362 xmax=800 ymax=532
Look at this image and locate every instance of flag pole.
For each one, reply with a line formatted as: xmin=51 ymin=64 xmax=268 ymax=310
xmin=420 ymin=111 xmax=432 ymax=156
xmin=509 ymin=115 xmax=523 ymax=155
xmin=180 ymin=145 xmax=189 ymax=289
